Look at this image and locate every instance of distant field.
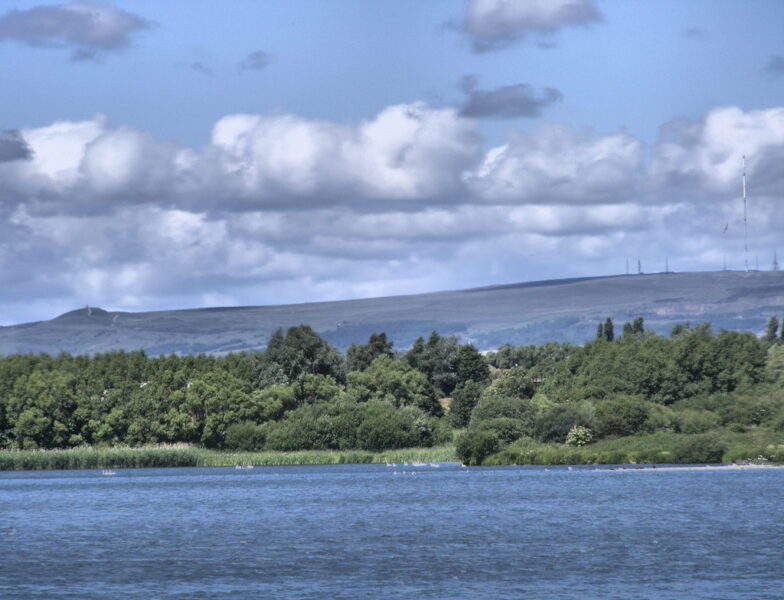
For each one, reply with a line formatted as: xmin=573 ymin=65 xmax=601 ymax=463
xmin=1 ymin=270 xmax=783 ymax=355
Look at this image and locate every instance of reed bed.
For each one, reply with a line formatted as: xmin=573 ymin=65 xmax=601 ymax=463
xmin=0 ymin=444 xmax=458 ymax=471
xmin=0 ymin=444 xmax=202 ymax=471
xmin=198 ymin=445 xmax=457 ymax=467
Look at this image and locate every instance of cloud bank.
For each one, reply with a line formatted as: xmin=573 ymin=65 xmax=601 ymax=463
xmin=2 ymin=103 xmax=784 ymax=325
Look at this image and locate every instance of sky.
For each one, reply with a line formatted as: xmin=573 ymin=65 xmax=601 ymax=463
xmin=1 ymin=0 xmax=784 ymax=325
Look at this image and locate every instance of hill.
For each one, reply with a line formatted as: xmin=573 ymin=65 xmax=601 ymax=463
xmin=1 ymin=270 xmax=783 ymax=356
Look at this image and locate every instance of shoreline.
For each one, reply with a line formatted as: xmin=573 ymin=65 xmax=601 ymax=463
xmin=606 ymin=462 xmax=784 ymax=472
xmin=0 ymin=443 xmax=782 ymax=472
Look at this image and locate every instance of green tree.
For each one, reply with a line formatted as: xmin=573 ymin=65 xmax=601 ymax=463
xmin=346 ymin=333 xmax=394 ymax=372
xmin=456 ymin=344 xmax=490 ymax=386
xmin=406 ymin=331 xmax=460 ymax=396
xmin=347 ymin=356 xmax=441 ymax=415
xmin=766 ymin=316 xmax=779 ymax=344
xmin=632 ymin=317 xmax=645 ymax=335
xmin=449 ymin=380 xmax=485 ymax=428
xmin=604 ymin=317 xmax=614 ymax=342
xmin=261 ymin=325 xmax=346 ymax=385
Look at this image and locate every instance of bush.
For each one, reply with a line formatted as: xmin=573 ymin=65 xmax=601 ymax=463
xmin=455 ymin=430 xmax=500 ymax=466
xmin=670 ymin=433 xmax=727 ymax=464
xmin=264 ymin=405 xmax=338 ymax=451
xmin=772 ymin=408 xmax=784 ymax=432
xmin=470 ymin=395 xmax=535 ymax=430
xmin=565 ymin=425 xmax=593 ymax=447
xmin=356 ymin=412 xmax=417 ymax=451
xmin=593 ymin=396 xmax=650 ymax=438
xmin=475 ymin=417 xmax=528 ymax=443
xmin=672 ymin=409 xmax=720 ymax=434
xmin=224 ymin=422 xmax=266 ymax=451
xmin=533 ymin=403 xmax=593 ymax=443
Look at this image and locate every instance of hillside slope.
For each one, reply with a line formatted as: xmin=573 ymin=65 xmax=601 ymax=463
xmin=1 ymin=270 xmax=783 ymax=355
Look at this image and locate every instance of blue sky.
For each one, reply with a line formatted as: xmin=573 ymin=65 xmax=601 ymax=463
xmin=1 ymin=0 xmax=784 ymax=325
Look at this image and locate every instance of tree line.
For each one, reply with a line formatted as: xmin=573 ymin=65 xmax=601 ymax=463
xmin=1 ymin=319 xmax=783 ymax=464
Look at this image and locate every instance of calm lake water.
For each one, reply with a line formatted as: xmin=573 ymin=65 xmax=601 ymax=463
xmin=1 ymin=463 xmax=782 ymax=599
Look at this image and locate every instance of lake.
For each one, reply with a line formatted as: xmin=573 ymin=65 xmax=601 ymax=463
xmin=1 ymin=463 xmax=782 ymax=599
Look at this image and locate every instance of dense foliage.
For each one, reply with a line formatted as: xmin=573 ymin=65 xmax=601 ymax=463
xmin=1 ymin=318 xmax=783 ymax=466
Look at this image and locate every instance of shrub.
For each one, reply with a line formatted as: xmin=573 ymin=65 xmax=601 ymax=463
xmin=593 ymin=396 xmax=650 ymax=438
xmin=772 ymin=408 xmax=784 ymax=432
xmin=670 ymin=433 xmax=727 ymax=464
xmin=455 ymin=430 xmax=500 ymax=466
xmin=356 ymin=411 xmax=417 ymax=451
xmin=224 ymin=422 xmax=266 ymax=451
xmin=672 ymin=409 xmax=720 ymax=434
xmin=475 ymin=417 xmax=528 ymax=443
xmin=565 ymin=425 xmax=593 ymax=447
xmin=470 ymin=395 xmax=535 ymax=431
xmin=534 ymin=403 xmax=593 ymax=443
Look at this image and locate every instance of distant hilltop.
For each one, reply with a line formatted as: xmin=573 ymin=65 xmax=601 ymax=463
xmin=1 ymin=270 xmax=783 ymax=356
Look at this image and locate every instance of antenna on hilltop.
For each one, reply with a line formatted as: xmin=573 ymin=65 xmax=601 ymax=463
xmin=743 ymin=155 xmax=749 ymax=272
xmin=637 ymin=258 xmax=642 ymax=275
xmin=773 ymin=251 xmax=780 ymax=272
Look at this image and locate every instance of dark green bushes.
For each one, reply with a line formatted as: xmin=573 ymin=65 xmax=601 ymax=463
xmin=456 ymin=430 xmax=500 ymax=465
xmin=670 ymin=433 xmax=727 ymax=463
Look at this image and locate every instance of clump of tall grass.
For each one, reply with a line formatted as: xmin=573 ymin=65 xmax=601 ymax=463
xmin=0 ymin=444 xmax=201 ymax=471
xmin=0 ymin=444 xmax=459 ymax=471
xmin=198 ymin=445 xmax=457 ymax=467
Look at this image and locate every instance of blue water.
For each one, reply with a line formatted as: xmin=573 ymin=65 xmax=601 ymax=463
xmin=1 ymin=463 xmax=782 ymax=599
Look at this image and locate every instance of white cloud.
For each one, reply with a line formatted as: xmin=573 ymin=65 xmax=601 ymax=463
xmin=207 ymin=103 xmax=480 ymax=204
xmin=651 ymin=106 xmax=784 ymax=195
xmin=467 ymin=123 xmax=641 ymax=204
xmin=2 ymin=103 xmax=784 ymax=325
xmin=19 ymin=116 xmax=106 ymax=190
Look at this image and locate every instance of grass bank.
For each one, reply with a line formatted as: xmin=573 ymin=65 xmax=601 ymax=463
xmin=483 ymin=429 xmax=784 ymax=466
xmin=2 ymin=430 xmax=781 ymax=471
xmin=0 ymin=444 xmax=458 ymax=471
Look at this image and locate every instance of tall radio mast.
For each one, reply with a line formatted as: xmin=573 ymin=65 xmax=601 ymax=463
xmin=743 ymin=155 xmax=749 ymax=272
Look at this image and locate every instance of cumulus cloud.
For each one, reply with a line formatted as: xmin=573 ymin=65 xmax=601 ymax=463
xmin=0 ymin=2 xmax=150 ymax=60
xmin=201 ymin=102 xmax=481 ymax=206
xmin=4 ymin=103 xmax=784 ymax=324
xmin=467 ymin=123 xmax=642 ymax=204
xmin=459 ymin=75 xmax=562 ymax=119
xmin=239 ymin=50 xmax=271 ymax=71
xmin=765 ymin=55 xmax=784 ymax=78
xmin=0 ymin=130 xmax=32 ymax=162
xmin=650 ymin=106 xmax=784 ymax=195
xmin=461 ymin=0 xmax=602 ymax=52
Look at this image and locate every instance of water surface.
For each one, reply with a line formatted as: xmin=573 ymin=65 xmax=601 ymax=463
xmin=1 ymin=464 xmax=781 ymax=599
